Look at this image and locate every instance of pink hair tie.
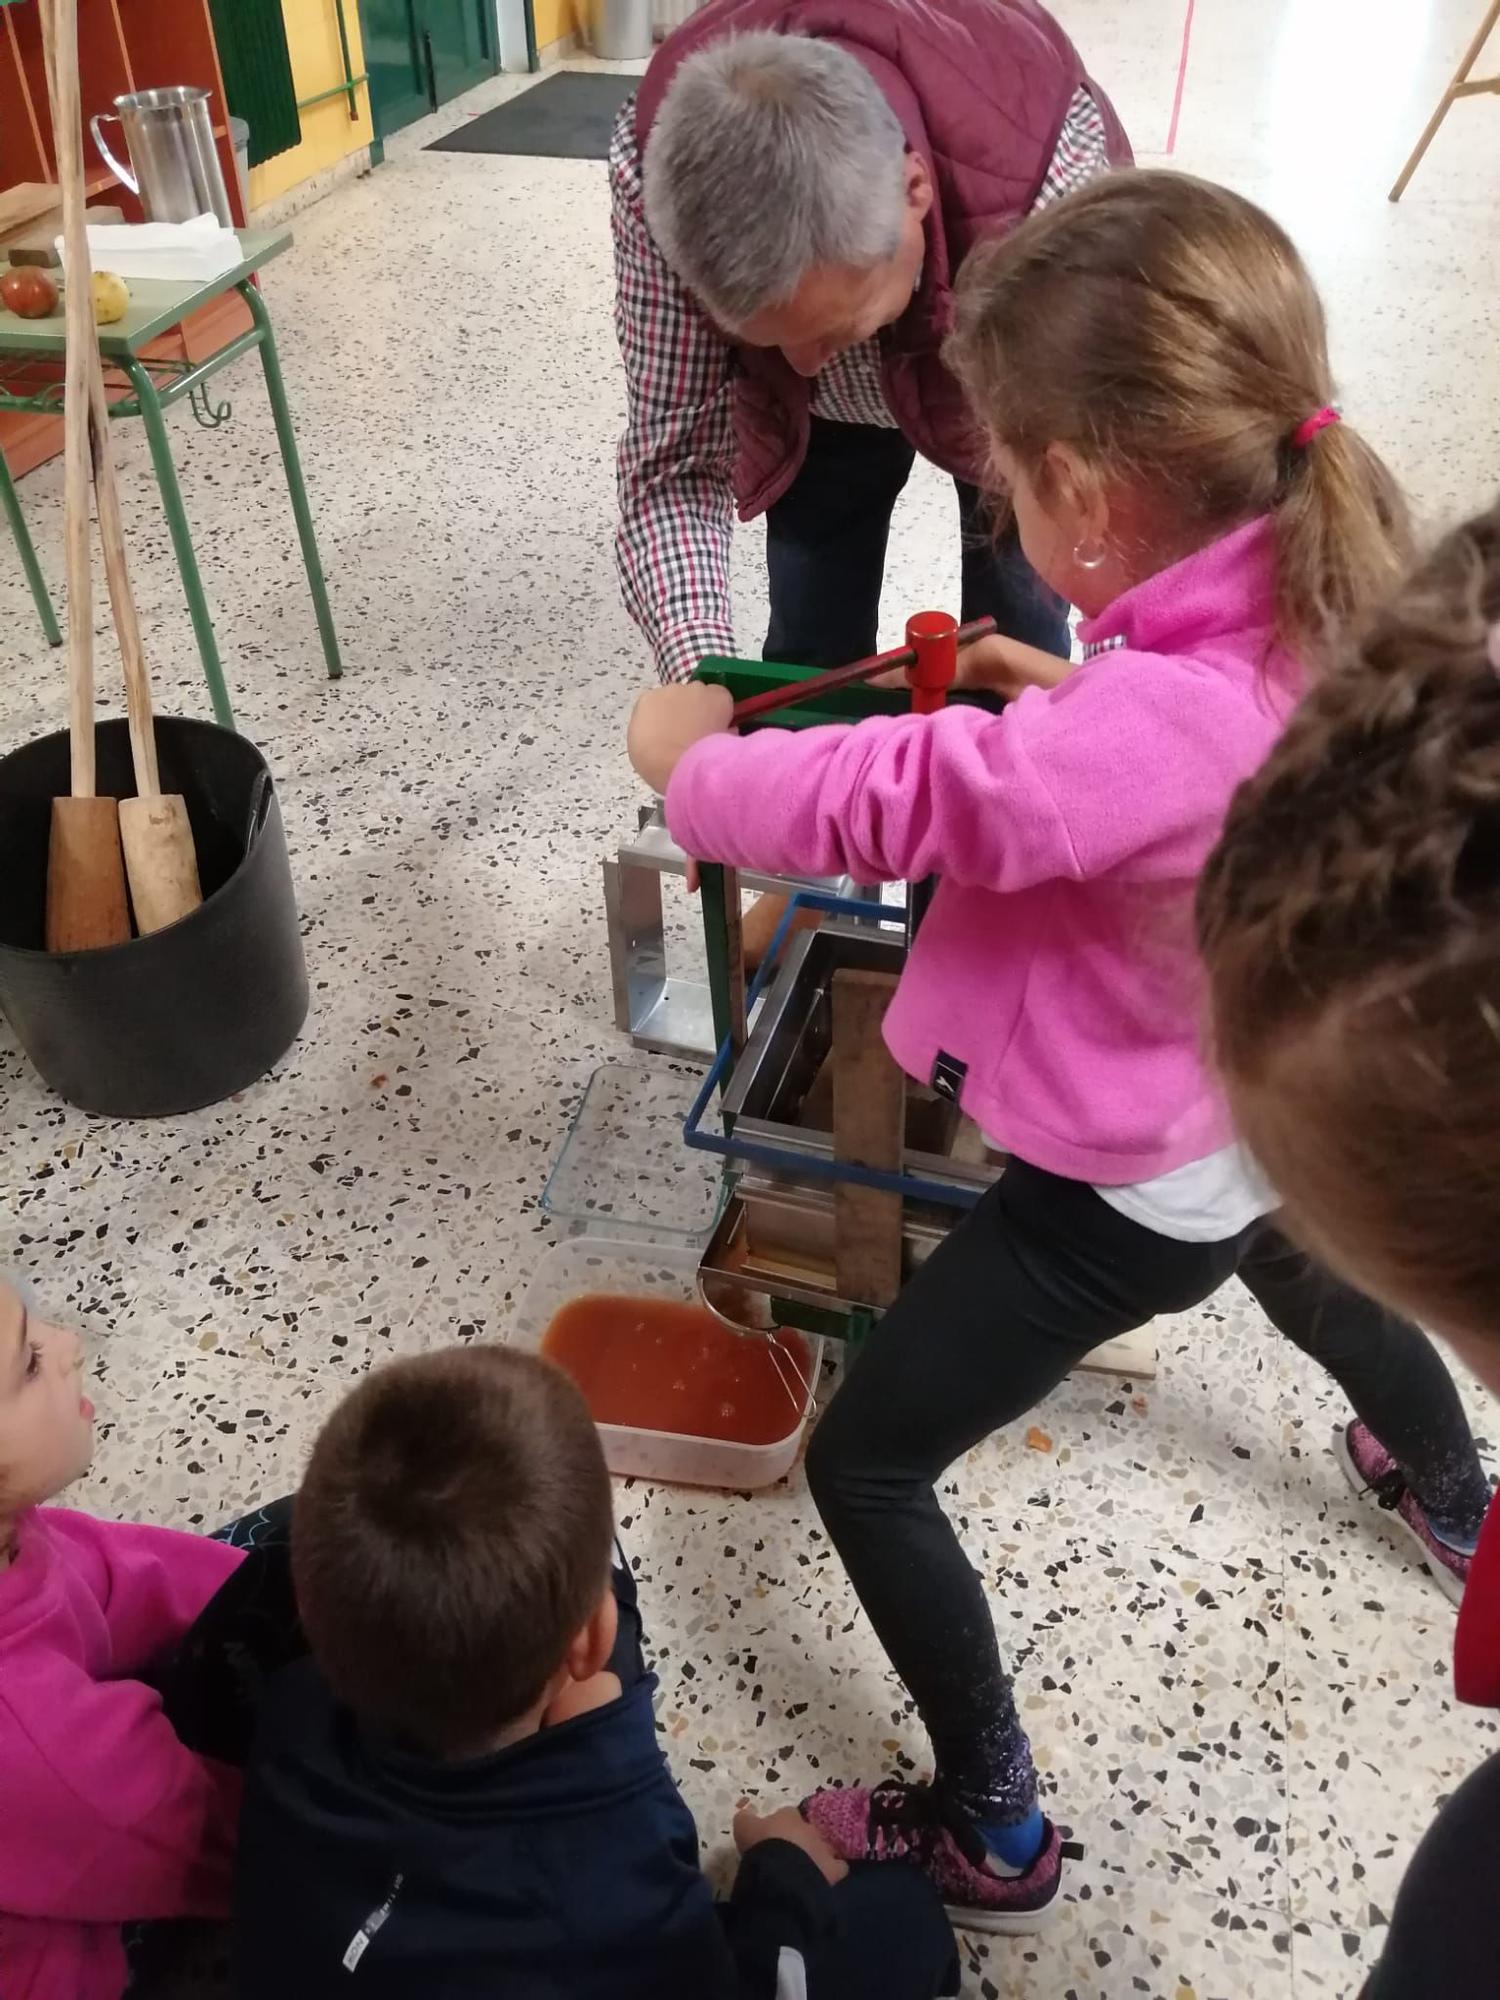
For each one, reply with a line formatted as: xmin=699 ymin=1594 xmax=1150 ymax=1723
xmin=1291 ymin=405 xmax=1341 ymax=449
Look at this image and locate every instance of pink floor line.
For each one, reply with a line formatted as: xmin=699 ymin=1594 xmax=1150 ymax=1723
xmin=1165 ymin=0 xmax=1198 ymax=154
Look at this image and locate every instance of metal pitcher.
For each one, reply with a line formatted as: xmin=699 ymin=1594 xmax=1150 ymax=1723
xmin=90 ymin=87 xmax=234 ymax=227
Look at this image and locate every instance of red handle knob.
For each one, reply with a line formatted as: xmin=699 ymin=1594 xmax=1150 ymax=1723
xmin=905 ymin=610 xmax=959 ymax=716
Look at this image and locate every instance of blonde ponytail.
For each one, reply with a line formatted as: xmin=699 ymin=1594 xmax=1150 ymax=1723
xmin=947 ymin=169 xmax=1412 ymax=674
xmin=1274 ymin=418 xmax=1411 ymax=671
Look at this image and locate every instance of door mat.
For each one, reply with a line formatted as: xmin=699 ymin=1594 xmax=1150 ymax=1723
xmin=427 ymin=72 xmax=637 ymax=160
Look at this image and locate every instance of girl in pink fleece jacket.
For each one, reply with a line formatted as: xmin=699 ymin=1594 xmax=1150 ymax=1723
xmin=627 ymin=170 xmax=1491 ymax=1931
xmin=0 ymin=1272 xmax=288 ymax=2000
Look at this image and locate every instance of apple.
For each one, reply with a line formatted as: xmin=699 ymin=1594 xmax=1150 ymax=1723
xmin=0 ymin=266 xmax=59 ymax=318
xmin=91 ymin=271 xmax=129 ymax=324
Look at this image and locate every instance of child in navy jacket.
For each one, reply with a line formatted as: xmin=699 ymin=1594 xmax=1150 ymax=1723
xmin=232 ymin=1344 xmax=958 ymax=1998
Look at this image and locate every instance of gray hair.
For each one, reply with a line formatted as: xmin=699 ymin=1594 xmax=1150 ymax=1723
xmin=642 ymin=31 xmax=907 ymax=327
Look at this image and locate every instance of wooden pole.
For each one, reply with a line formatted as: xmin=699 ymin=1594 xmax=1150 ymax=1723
xmin=42 ymin=0 xmax=130 ymax=954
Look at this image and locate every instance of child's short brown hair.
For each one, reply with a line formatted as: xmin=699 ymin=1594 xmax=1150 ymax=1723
xmin=293 ymin=1346 xmax=613 ymax=1757
xmin=947 ymin=169 xmax=1410 ymax=670
xmin=1197 ymin=498 xmax=1500 ymax=1345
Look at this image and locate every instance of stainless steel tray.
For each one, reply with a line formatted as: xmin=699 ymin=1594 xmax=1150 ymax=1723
xmin=719 ymin=919 xmax=1000 ymax=1200
xmin=700 ymin=921 xmax=1157 ymax=1371
xmin=698 ymin=1179 xmax=955 ymax=1323
xmin=699 ymin=1185 xmax=1159 ymax=1375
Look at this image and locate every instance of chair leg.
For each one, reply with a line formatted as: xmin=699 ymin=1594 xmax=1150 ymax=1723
xmin=1390 ymin=0 xmax=1500 ymax=200
xmin=125 ymin=359 xmax=236 ymax=730
xmin=0 ymin=443 xmax=63 ymax=647
xmin=239 ymin=281 xmax=344 ymax=683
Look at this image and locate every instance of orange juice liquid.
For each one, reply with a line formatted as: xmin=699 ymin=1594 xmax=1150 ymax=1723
xmin=540 ymin=1293 xmax=810 ymax=1445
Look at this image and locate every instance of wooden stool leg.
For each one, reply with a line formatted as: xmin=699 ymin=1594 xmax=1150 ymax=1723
xmin=1390 ymin=0 xmax=1500 ymax=200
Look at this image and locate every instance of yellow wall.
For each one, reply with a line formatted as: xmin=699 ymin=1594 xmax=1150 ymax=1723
xmin=247 ymin=0 xmax=375 ymax=209
xmin=533 ymin=0 xmax=583 ymax=54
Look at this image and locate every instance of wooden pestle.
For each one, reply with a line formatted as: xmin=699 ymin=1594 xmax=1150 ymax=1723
xmin=42 ymin=0 xmax=129 ymax=953
xmin=88 ymin=367 xmax=203 ymax=934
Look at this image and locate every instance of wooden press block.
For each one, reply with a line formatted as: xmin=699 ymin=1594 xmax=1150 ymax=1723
xmin=832 ymin=967 xmax=905 ymax=1309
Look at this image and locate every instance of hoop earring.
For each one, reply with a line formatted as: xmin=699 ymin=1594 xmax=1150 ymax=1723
xmin=1074 ymin=537 xmax=1109 ymax=571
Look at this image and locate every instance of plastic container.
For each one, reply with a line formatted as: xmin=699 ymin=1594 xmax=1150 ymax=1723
xmin=542 ymin=1060 xmax=726 ymax=1245
xmin=593 ymin=0 xmax=653 ymax=59
xmin=228 ymin=116 xmax=251 ymax=221
xmin=512 ymin=1236 xmax=821 ymax=1489
xmin=0 ymin=718 xmax=307 ymax=1117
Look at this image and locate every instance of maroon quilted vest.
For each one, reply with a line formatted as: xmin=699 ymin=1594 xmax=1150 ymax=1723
xmin=635 ymin=0 xmax=1132 ymax=519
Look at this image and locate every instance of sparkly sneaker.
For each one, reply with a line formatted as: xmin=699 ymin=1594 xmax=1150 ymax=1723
xmin=1333 ymin=1421 xmax=1472 ymax=1607
xmin=799 ymin=1778 xmax=1069 ymax=1935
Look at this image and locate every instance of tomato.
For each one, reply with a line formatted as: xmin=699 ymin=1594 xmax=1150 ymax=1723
xmin=0 ymin=267 xmax=60 ymax=319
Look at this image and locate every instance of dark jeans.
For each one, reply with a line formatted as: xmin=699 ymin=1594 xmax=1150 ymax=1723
xmin=806 ymin=1158 xmax=1490 ymax=1826
xmin=764 ymin=418 xmax=1071 ymax=668
xmin=1363 ymin=1747 xmax=1500 ymax=1997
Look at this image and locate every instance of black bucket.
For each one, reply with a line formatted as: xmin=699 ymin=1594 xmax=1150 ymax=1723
xmin=0 ymin=718 xmax=308 ymax=1117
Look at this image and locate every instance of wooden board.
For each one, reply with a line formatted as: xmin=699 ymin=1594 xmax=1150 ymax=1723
xmin=4 ymin=199 xmax=124 ymax=264
xmin=3 ymin=200 xmax=61 ymax=261
xmin=832 ymin=967 xmax=904 ymax=1309
xmin=0 ymin=179 xmax=58 ymax=235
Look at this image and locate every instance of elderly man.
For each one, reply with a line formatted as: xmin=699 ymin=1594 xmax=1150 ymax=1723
xmin=611 ymin=0 xmax=1131 ymax=701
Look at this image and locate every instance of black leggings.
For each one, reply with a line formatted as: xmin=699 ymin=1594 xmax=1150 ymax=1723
xmin=806 ymin=1158 xmax=1489 ymax=1826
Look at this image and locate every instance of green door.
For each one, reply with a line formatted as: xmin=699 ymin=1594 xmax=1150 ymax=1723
xmin=360 ymin=0 xmax=496 ymax=140
xmin=362 ymin=0 xmax=430 ymax=138
xmin=423 ymin=0 xmax=495 ymax=110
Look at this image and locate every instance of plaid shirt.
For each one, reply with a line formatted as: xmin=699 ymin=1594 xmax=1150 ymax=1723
xmin=612 ymin=87 xmax=1113 ymax=683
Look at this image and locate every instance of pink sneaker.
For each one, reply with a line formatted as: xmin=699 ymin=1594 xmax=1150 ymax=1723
xmin=799 ymin=1778 xmax=1066 ymax=1935
xmin=1333 ymin=1421 xmax=1472 ymax=1606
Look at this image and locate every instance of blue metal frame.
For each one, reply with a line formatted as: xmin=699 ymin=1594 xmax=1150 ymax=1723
xmin=682 ymin=891 xmax=983 ymax=1213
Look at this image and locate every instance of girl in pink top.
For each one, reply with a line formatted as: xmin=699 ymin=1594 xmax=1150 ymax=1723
xmin=0 ymin=1273 xmax=261 ymax=2000
xmin=627 ymin=171 xmax=1491 ymax=1930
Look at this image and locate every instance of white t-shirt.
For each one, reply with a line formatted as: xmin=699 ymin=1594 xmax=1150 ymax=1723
xmin=1094 ymin=1145 xmax=1278 ymax=1243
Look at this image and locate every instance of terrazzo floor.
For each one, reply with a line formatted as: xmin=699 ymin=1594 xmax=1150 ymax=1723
xmin=4 ymin=1 xmax=1500 ymax=1993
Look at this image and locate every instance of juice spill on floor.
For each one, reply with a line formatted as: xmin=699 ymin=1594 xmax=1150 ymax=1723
xmin=541 ymin=1294 xmax=811 ymax=1444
